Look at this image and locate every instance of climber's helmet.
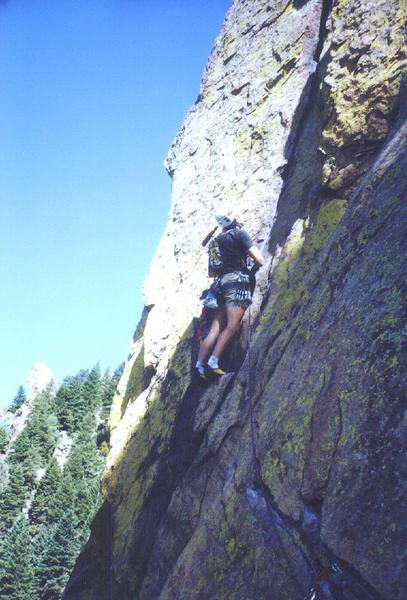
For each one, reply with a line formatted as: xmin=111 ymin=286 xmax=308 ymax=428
xmin=215 ymin=209 xmax=241 ymax=229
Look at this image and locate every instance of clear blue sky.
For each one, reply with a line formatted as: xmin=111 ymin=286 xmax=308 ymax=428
xmin=0 ymin=0 xmax=230 ymax=407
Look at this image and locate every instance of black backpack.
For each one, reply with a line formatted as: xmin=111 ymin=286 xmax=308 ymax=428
xmin=207 ymin=236 xmax=224 ymax=277
xmin=207 ymin=230 xmax=236 ymax=277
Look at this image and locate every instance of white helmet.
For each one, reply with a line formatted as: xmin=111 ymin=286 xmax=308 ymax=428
xmin=215 ymin=209 xmax=240 ymax=228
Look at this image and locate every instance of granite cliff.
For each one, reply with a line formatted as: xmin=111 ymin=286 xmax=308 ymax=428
xmin=64 ymin=1 xmax=406 ymax=598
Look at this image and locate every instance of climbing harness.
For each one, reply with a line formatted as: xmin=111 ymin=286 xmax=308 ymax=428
xmin=202 ymin=280 xmax=222 ymax=310
xmin=235 ymin=273 xmax=251 ymax=304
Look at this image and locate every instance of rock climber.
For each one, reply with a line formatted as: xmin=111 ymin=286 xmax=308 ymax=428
xmin=195 ymin=210 xmax=264 ymax=379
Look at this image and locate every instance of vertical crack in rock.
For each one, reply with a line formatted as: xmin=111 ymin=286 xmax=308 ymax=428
xmin=269 ymin=0 xmax=335 ymax=253
xmin=195 ymin=462 xmax=216 ymax=523
xmin=283 ymin=0 xmax=334 ymax=168
xmin=248 ymin=483 xmax=385 ymax=599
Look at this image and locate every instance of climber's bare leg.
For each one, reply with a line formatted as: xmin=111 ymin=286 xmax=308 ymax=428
xmin=198 ymin=308 xmax=226 ymax=363
xmin=212 ymin=303 xmax=245 ymax=360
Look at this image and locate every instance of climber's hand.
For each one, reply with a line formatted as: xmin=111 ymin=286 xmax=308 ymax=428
xmin=247 ymin=245 xmax=264 ymax=267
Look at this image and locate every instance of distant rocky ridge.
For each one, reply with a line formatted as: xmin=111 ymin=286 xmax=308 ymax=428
xmin=0 ymin=362 xmax=55 ymax=451
xmin=27 ymin=362 xmax=55 ymax=397
xmin=64 ymin=1 xmax=406 ymax=598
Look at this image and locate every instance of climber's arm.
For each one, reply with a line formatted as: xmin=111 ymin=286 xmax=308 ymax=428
xmin=247 ymin=245 xmax=264 ymax=267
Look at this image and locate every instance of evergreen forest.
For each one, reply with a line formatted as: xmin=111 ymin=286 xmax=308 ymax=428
xmin=0 ymin=365 xmax=122 ymax=600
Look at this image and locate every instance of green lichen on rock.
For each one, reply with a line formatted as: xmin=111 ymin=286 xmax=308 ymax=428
xmin=319 ymin=0 xmax=406 ymax=196
xmin=165 ymin=322 xmax=194 ymax=395
xmin=305 ymin=199 xmax=347 ymax=254
xmin=122 ymin=344 xmax=145 ymax=410
xmin=322 ymin=0 xmax=405 ymax=150
xmin=264 ymin=199 xmax=346 ymax=332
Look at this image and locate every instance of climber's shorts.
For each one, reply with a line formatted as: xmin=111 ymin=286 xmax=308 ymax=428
xmin=219 ymin=271 xmax=252 ymax=309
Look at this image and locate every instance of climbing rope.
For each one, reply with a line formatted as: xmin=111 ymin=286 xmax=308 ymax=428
xmin=246 ymin=303 xmax=258 ymax=464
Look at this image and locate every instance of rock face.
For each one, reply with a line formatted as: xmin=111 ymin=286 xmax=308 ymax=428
xmin=64 ymin=1 xmax=406 ymax=599
xmin=27 ymin=362 xmax=54 ymax=397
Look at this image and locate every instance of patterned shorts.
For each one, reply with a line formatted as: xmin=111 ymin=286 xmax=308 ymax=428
xmin=219 ymin=271 xmax=252 ymax=308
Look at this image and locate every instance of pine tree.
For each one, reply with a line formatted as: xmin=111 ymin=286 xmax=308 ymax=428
xmin=30 ymin=387 xmax=58 ymax=465
xmin=35 ymin=510 xmax=80 ymax=600
xmin=0 ymin=461 xmax=8 ymax=496
xmin=74 ymin=480 xmax=100 ymax=538
xmin=9 ymin=385 xmax=27 ymax=413
xmin=51 ymin=473 xmax=76 ymax=521
xmin=0 ymin=464 xmax=29 ymax=534
xmin=31 ymin=524 xmax=52 ymax=583
xmin=0 ymin=516 xmax=38 ymax=600
xmin=82 ymin=364 xmax=101 ymax=414
xmin=62 ymin=431 xmax=103 ymax=541
xmin=54 ymin=382 xmax=75 ymax=432
xmin=64 ymin=436 xmax=103 ymax=482
xmin=114 ymin=362 xmax=125 ymax=380
xmin=100 ymin=370 xmax=118 ymax=422
xmin=9 ymin=401 xmax=58 ymax=486
xmin=55 ymin=376 xmax=84 ymax=433
xmin=69 ymin=376 xmax=87 ymax=431
xmin=96 ymin=370 xmax=119 ymax=451
xmin=76 ymin=369 xmax=89 ymax=383
xmin=78 ymin=412 xmax=97 ymax=441
xmin=0 ymin=427 xmax=8 ymax=453
xmin=8 ymin=429 xmax=37 ymax=486
xmin=29 ymin=458 xmax=62 ymax=526
xmin=28 ymin=409 xmax=58 ymax=465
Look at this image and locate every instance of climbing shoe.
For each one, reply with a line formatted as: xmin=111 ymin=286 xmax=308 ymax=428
xmin=195 ymin=366 xmax=208 ymax=382
xmin=207 ymin=366 xmax=227 ymax=377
